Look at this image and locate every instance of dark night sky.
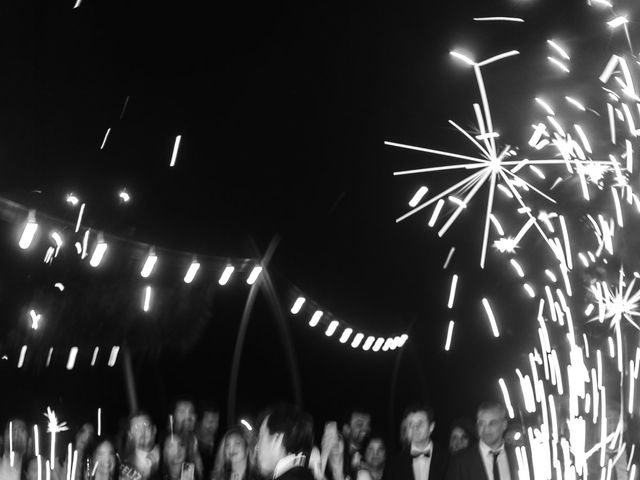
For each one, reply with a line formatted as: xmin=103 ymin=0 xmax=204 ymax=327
xmin=0 ymin=0 xmax=626 ymax=446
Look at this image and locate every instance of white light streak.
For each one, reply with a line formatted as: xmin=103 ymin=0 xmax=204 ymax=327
xmin=473 ymin=17 xmax=524 ymax=22
xmin=75 ymin=203 xmax=85 ymax=233
xmin=408 ymin=186 xmax=429 ymax=207
xmin=548 ymin=57 xmax=570 ymax=73
xmin=246 ymin=266 xmax=263 ymax=285
xmin=170 ymin=135 xmax=182 ymax=167
xmin=607 ymin=16 xmax=629 ymax=29
xmin=397 ymin=334 xmax=408 ymax=347
xmin=66 ymin=347 xmax=78 ymax=370
xmin=100 ymin=128 xmax=111 ymax=150
xmin=309 ymin=310 xmax=322 ymax=327
xmin=339 ymin=328 xmax=352 ymax=343
xmin=510 ymin=259 xmax=525 ymax=278
xmin=19 ymin=212 xmax=38 ymax=250
xmin=428 ymin=199 xmax=445 ymax=227
xmin=444 ymin=320 xmax=454 ymax=351
xmin=351 ymin=333 xmax=364 ymax=348
xmin=143 ymin=286 xmax=152 ymax=312
xmin=107 ymin=346 xmax=119 ymax=367
xmin=523 ymin=283 xmax=535 ymax=298
xmin=482 ymin=298 xmax=500 ymax=337
xmin=291 ymin=297 xmax=306 ymax=314
xmin=362 ymin=336 xmax=375 ymax=351
xmin=218 ymin=265 xmax=234 ymax=285
xmin=443 ymin=247 xmax=456 ymax=269
xmin=184 ymin=261 xmax=201 ymax=284
xmin=447 ymin=274 xmax=459 ymax=308
xmin=240 ymin=419 xmax=252 ymax=431
xmin=89 ymin=236 xmax=107 ymax=268
xmin=498 ymin=378 xmax=516 ymax=419
xmin=547 ymin=40 xmax=570 ymax=60
xmin=30 ymin=310 xmax=41 ymax=330
xmin=140 ymin=251 xmax=158 ymax=278
xmin=91 ymin=347 xmax=99 ymax=367
xmin=17 ymin=345 xmax=27 ymax=368
xmin=372 ymin=338 xmax=385 ymax=352
xmin=325 ymin=320 xmax=339 ymax=337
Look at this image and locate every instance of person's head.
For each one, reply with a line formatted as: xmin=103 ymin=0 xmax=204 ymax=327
xmin=128 ymin=412 xmax=156 ymax=452
xmin=343 ymin=411 xmax=371 ymax=449
xmin=92 ymin=439 xmax=117 ymax=477
xmin=363 ymin=437 xmax=386 ymax=470
xmin=256 ymin=404 xmax=313 ymax=476
xmin=3 ymin=419 xmax=28 ymax=455
xmin=403 ymin=404 xmax=435 ymax=447
xmin=75 ymin=423 xmax=96 ymax=452
xmin=163 ymin=435 xmax=187 ymax=467
xmin=198 ymin=403 xmax=220 ymax=440
xmin=476 ymin=402 xmax=508 ymax=449
xmin=448 ymin=418 xmax=473 ymax=454
xmin=173 ymin=398 xmax=197 ymax=435
xmin=222 ymin=427 xmax=250 ymax=466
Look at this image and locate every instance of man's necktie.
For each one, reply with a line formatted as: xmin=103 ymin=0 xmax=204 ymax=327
xmin=411 ymin=448 xmax=431 ymax=459
xmin=490 ymin=450 xmax=500 ymax=480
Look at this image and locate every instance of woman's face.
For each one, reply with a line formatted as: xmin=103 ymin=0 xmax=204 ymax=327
xmin=224 ymin=433 xmax=247 ymax=463
xmin=164 ymin=437 xmax=187 ymax=465
xmin=94 ymin=441 xmax=116 ymax=476
xmin=329 ymin=435 xmax=344 ymax=458
xmin=449 ymin=427 xmax=470 ymax=454
xmin=364 ymin=439 xmax=386 ymax=469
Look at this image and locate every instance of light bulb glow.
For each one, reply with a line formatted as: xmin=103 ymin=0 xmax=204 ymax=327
xmin=351 ymin=333 xmax=364 ymax=348
xmin=339 ymin=328 xmax=353 ymax=343
xmin=291 ymin=297 xmax=306 ymax=314
xmin=184 ymin=261 xmax=201 ymax=284
xmin=66 ymin=347 xmax=78 ymax=370
xmin=19 ymin=215 xmax=38 ymax=250
xmin=246 ymin=266 xmax=263 ymax=285
xmin=372 ymin=338 xmax=385 ymax=352
xmin=325 ymin=321 xmax=339 ymax=337
xmin=143 ymin=286 xmax=152 ymax=312
xmin=309 ymin=310 xmax=322 ymax=327
xmin=141 ymin=253 xmax=158 ymax=278
xmin=362 ymin=336 xmax=375 ymax=351
xmin=89 ymin=239 xmax=108 ymax=268
xmin=218 ymin=265 xmax=234 ymax=285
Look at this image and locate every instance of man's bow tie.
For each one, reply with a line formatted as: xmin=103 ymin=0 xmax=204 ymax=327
xmin=411 ymin=448 xmax=431 ymax=458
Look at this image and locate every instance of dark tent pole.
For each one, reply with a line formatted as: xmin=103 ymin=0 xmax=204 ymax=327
xmin=227 ymin=237 xmax=280 ymax=427
xmin=122 ymin=343 xmax=139 ymax=414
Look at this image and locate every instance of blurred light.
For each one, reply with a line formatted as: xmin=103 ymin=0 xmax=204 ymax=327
xmin=608 ymin=16 xmax=629 ymax=28
xmin=382 ymin=338 xmax=393 ymax=351
xmin=184 ymin=261 xmax=201 ymax=284
xmin=107 ymin=346 xmax=120 ymax=367
xmin=246 ymin=266 xmax=263 ymax=285
xmin=29 ymin=310 xmax=41 ymax=330
xmin=119 ymin=190 xmax=131 ymax=203
xmin=66 ymin=193 xmax=79 ymax=206
xmin=141 ymin=251 xmax=158 ymax=278
xmin=19 ymin=212 xmax=38 ymax=250
xmin=91 ymin=347 xmax=99 ymax=367
xmin=408 ymin=186 xmax=429 ymax=207
xmin=372 ymin=338 xmax=385 ymax=352
xmin=54 ymin=283 xmax=65 ymax=291
xmin=397 ymin=334 xmax=409 ymax=347
xmin=51 ymin=231 xmax=63 ymax=248
xmin=240 ymin=419 xmax=252 ymax=431
xmin=170 ymin=135 xmax=182 ymax=167
xmin=362 ymin=336 xmax=375 ymax=351
xmin=143 ymin=286 xmax=152 ymax=312
xmin=290 ymin=297 xmax=306 ymax=314
xmin=309 ymin=310 xmax=322 ymax=327
xmin=351 ymin=333 xmax=364 ymax=348
xmin=46 ymin=348 xmax=53 ymax=367
xmin=44 ymin=247 xmax=54 ymax=264
xmin=89 ymin=236 xmax=108 ymax=268
xmin=17 ymin=346 xmax=27 ymax=368
xmin=482 ymin=298 xmax=500 ymax=337
xmin=100 ymin=128 xmax=111 ymax=149
xmin=325 ymin=320 xmax=339 ymax=337
xmin=66 ymin=347 xmax=78 ymax=370
xmin=447 ymin=274 xmax=459 ymax=308
xmin=339 ymin=328 xmax=353 ymax=343
xmin=218 ymin=265 xmax=234 ymax=285
xmin=75 ymin=204 xmax=85 ymax=233
xmin=445 ymin=321 xmax=455 ymax=351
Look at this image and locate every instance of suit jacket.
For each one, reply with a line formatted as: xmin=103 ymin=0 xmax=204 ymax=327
xmin=383 ymin=444 xmax=449 ymax=480
xmin=446 ymin=444 xmax=518 ymax=480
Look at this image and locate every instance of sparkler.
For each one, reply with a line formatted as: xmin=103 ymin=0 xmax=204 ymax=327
xmin=45 ymin=408 xmax=68 ymax=470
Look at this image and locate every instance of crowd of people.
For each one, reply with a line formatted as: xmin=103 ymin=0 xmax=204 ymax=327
xmin=0 ymin=396 xmax=537 ymax=480
xmin=6 ymin=396 xmax=631 ymax=480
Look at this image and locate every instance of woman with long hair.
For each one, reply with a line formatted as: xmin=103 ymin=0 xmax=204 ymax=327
xmin=211 ymin=427 xmax=257 ymax=480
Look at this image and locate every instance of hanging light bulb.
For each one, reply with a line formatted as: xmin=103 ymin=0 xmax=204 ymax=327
xmin=339 ymin=328 xmax=353 ymax=343
xmin=141 ymin=249 xmax=158 ymax=278
xmin=218 ymin=265 xmax=234 ymax=285
xmin=143 ymin=286 xmax=152 ymax=312
xmin=325 ymin=321 xmax=339 ymax=337
xmin=89 ymin=234 xmax=108 ymax=267
xmin=309 ymin=310 xmax=322 ymax=327
xmin=246 ymin=266 xmax=263 ymax=285
xmin=290 ymin=297 xmax=306 ymax=314
xmin=18 ymin=211 xmax=38 ymax=250
xmin=372 ymin=338 xmax=385 ymax=352
xmin=184 ymin=260 xmax=201 ymax=284
xmin=351 ymin=333 xmax=364 ymax=348
xmin=362 ymin=336 xmax=375 ymax=351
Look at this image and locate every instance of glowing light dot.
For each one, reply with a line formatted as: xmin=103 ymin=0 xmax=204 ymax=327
xmin=218 ymin=265 xmax=234 ymax=285
xmin=291 ymin=297 xmax=306 ymax=315
xmin=19 ymin=213 xmax=38 ymax=250
xmin=66 ymin=194 xmax=79 ymax=206
xmin=309 ymin=310 xmax=322 ymax=327
xmin=325 ymin=321 xmax=339 ymax=337
xmin=119 ymin=190 xmax=131 ymax=203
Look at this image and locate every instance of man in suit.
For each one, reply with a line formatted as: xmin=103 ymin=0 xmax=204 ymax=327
xmin=256 ymin=403 xmax=315 ymax=480
xmin=446 ymin=402 xmax=519 ymax=480
xmin=383 ymin=404 xmax=448 ymax=480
